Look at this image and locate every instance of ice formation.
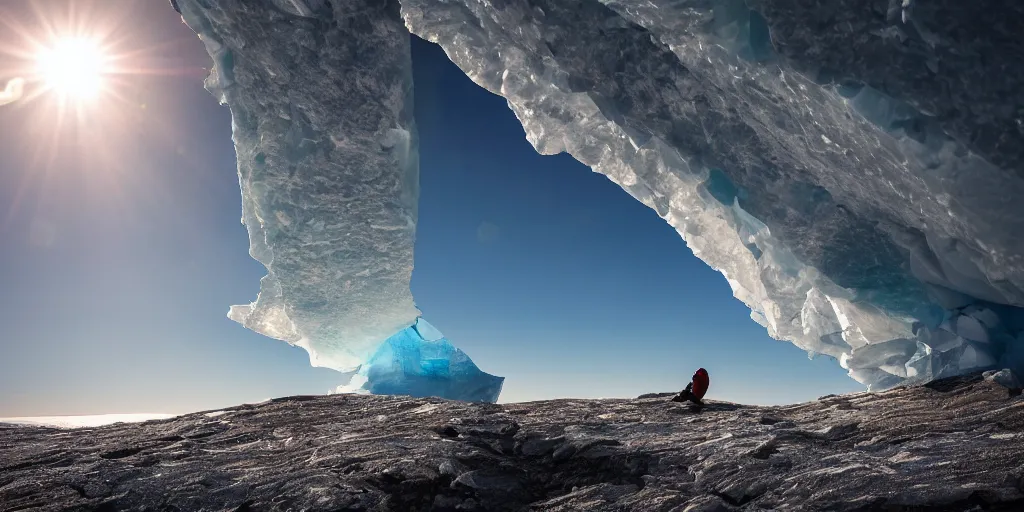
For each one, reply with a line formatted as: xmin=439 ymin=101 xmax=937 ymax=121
xmin=399 ymin=0 xmax=1024 ymax=389
xmin=175 ymin=0 xmax=502 ymax=401
xmin=335 ymin=318 xmax=504 ymax=403
xmin=175 ymin=0 xmax=1024 ymax=394
xmin=176 ymin=0 xmax=422 ymax=370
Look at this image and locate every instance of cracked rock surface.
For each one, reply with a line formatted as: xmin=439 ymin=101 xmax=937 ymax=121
xmin=2 ymin=374 xmax=1024 ymax=511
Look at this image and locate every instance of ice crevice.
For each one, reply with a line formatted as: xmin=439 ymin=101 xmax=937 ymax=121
xmin=174 ymin=0 xmax=1024 ymax=398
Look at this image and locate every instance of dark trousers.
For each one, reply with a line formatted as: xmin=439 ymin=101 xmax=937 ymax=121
xmin=672 ymin=383 xmax=704 ymax=404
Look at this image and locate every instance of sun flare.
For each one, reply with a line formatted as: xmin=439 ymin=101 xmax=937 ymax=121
xmin=35 ymin=38 xmax=108 ymax=99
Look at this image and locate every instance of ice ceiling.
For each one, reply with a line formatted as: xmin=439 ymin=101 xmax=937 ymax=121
xmin=174 ymin=0 xmax=1024 ymax=401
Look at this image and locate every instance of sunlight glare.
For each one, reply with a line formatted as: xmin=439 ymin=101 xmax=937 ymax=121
xmin=36 ymin=38 xmax=108 ymax=99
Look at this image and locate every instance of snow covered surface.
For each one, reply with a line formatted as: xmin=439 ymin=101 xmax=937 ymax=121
xmin=0 ymin=414 xmax=175 ymax=429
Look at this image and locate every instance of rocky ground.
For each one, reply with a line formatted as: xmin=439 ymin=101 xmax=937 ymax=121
xmin=2 ymin=373 xmax=1023 ymax=511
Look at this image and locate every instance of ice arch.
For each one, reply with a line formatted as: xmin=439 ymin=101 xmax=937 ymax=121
xmin=174 ymin=0 xmax=1024 ymax=397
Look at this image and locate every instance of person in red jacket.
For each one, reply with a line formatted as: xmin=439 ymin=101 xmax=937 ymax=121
xmin=672 ymin=368 xmax=710 ymax=404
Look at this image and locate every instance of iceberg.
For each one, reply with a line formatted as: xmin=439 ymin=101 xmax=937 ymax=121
xmin=335 ymin=319 xmax=504 ymax=403
xmin=175 ymin=0 xmax=1024 ymax=394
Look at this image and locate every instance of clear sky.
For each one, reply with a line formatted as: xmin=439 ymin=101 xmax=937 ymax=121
xmin=0 ymin=0 xmax=861 ymax=417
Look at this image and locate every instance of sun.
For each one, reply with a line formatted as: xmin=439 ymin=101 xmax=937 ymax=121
xmin=35 ymin=38 xmax=109 ymax=100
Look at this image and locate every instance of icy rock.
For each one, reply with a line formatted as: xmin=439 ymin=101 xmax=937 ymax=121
xmin=6 ymin=375 xmax=1024 ymax=510
xmin=683 ymin=496 xmax=729 ymax=512
xmin=984 ymin=369 xmax=1022 ymax=390
xmin=744 ymin=438 xmax=779 ymax=460
xmin=336 ymin=319 xmax=504 ymax=403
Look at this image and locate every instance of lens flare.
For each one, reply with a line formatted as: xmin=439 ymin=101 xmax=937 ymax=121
xmin=36 ymin=38 xmax=108 ymax=99
xmin=0 ymin=77 xmax=25 ymax=106
xmin=0 ymin=0 xmax=209 ymax=231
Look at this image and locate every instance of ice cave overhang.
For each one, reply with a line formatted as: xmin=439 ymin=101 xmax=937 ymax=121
xmin=174 ymin=0 xmax=1024 ymax=394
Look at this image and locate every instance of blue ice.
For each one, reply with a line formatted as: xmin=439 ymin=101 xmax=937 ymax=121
xmin=344 ymin=319 xmax=504 ymax=403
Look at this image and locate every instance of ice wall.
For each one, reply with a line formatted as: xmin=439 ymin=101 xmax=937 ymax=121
xmin=175 ymin=0 xmax=422 ymax=371
xmin=401 ymin=0 xmax=1024 ymax=388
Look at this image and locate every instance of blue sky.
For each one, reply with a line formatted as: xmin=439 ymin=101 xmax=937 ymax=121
xmin=0 ymin=1 xmax=860 ymax=416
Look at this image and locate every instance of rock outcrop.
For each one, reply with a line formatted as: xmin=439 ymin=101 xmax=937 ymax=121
xmin=2 ymin=374 xmax=1023 ymax=511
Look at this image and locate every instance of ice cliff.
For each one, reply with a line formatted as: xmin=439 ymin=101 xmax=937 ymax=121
xmin=175 ymin=0 xmax=1024 ymax=395
xmin=176 ymin=0 xmax=502 ymax=401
